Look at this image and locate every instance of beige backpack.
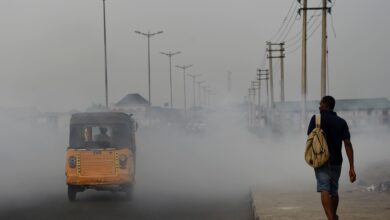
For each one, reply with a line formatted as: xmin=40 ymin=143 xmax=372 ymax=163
xmin=305 ymin=114 xmax=329 ymax=168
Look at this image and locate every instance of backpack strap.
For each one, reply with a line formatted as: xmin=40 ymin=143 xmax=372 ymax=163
xmin=315 ymin=114 xmax=321 ymax=128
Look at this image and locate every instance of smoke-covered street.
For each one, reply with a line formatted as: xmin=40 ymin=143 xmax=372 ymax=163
xmin=1 ymin=0 xmax=390 ymax=219
xmin=0 ymin=108 xmax=254 ymax=219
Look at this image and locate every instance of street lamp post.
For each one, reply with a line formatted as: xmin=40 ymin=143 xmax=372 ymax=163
xmin=176 ymin=65 xmax=193 ymax=113
xmin=134 ymin=30 xmax=163 ymax=105
xmin=200 ymin=85 xmax=209 ymax=108
xmin=161 ymin=51 xmax=181 ymax=109
xmin=102 ymin=0 xmax=109 ymax=108
xmin=188 ymin=74 xmax=201 ymax=108
xmin=196 ymin=81 xmax=206 ymax=108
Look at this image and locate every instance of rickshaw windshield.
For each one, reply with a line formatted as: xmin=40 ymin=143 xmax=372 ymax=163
xmin=69 ymin=123 xmax=130 ymax=149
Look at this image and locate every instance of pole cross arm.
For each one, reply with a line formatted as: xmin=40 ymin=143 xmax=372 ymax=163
xmin=266 ymin=41 xmax=284 ymax=46
xmin=298 ymin=7 xmax=331 ymax=15
xmin=267 ymin=55 xmax=285 ymax=59
xmin=266 ymin=49 xmax=285 ymax=52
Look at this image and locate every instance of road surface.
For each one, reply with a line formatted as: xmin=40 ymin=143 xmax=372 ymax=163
xmin=0 ymin=192 xmax=250 ymax=220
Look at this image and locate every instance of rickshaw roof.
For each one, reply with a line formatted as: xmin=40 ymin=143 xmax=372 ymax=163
xmin=70 ymin=112 xmax=131 ymax=125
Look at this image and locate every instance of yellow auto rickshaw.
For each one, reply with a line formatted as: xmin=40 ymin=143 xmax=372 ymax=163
xmin=65 ymin=112 xmax=137 ymax=201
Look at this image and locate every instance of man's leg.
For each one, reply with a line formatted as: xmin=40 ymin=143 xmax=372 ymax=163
xmin=330 ymin=195 xmax=339 ymax=219
xmin=321 ymin=191 xmax=335 ymax=220
xmin=329 ymin=165 xmax=342 ymax=220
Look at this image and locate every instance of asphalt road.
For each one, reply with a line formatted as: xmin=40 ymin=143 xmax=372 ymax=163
xmin=0 ymin=191 xmax=250 ymax=220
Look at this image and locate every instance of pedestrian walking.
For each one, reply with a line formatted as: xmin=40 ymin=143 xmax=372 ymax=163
xmin=307 ymin=96 xmax=356 ymax=220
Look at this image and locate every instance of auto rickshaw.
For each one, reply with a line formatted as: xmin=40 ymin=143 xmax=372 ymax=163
xmin=65 ymin=112 xmax=137 ymax=201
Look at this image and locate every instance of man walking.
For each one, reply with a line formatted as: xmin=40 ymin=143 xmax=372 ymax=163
xmin=307 ymin=96 xmax=356 ymax=220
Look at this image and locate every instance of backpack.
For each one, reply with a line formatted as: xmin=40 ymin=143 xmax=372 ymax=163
xmin=305 ymin=114 xmax=329 ymax=168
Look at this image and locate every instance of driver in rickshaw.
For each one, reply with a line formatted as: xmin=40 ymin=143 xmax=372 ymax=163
xmin=94 ymin=127 xmax=111 ymax=142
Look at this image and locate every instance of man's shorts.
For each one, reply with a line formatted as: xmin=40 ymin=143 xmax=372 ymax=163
xmin=314 ymin=164 xmax=342 ymax=196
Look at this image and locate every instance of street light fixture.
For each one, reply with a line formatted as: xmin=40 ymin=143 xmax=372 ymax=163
xmin=160 ymin=51 xmax=181 ymax=109
xmin=134 ymin=30 xmax=164 ymax=105
xmin=176 ymin=65 xmax=193 ymax=113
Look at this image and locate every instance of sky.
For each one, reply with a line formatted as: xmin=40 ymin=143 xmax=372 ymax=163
xmin=0 ymin=0 xmax=389 ymax=112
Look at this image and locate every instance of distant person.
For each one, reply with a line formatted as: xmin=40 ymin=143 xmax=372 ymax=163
xmin=307 ymin=96 xmax=356 ymax=220
xmin=94 ymin=127 xmax=111 ymax=143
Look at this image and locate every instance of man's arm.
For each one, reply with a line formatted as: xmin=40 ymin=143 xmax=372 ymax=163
xmin=307 ymin=115 xmax=315 ymax=135
xmin=344 ymin=139 xmax=356 ymax=183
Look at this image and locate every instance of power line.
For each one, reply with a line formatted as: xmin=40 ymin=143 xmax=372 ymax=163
xmin=286 ymin=14 xmax=321 ymax=49
xmin=275 ymin=2 xmax=300 ymax=43
xmin=330 ymin=13 xmax=337 ymax=38
xmin=285 ymin=12 xmax=321 ymax=44
xmin=285 ymin=20 xmax=322 ymax=55
xmin=279 ymin=13 xmax=300 ymax=42
xmin=269 ymin=0 xmax=298 ymax=42
xmin=285 ymin=0 xmax=322 ymax=45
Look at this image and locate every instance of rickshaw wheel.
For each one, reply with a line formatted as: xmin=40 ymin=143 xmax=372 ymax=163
xmin=68 ymin=185 xmax=77 ymax=202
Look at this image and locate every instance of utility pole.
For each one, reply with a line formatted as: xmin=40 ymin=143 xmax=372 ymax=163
xmin=298 ymin=0 xmax=332 ymax=120
xmin=252 ymin=81 xmax=260 ymax=106
xmin=135 ymin=30 xmax=164 ymax=105
xmin=176 ymin=65 xmax=193 ymax=113
xmin=299 ymin=0 xmax=308 ymax=124
xmin=247 ymin=89 xmax=252 ymax=127
xmin=266 ymin=42 xmax=274 ymax=108
xmin=280 ymin=43 xmax=285 ymax=102
xmin=267 ymin=42 xmax=285 ymax=104
xmin=257 ymin=69 xmax=269 ymax=108
xmin=227 ymin=71 xmax=232 ymax=93
xmin=102 ymin=0 xmax=109 ymax=108
xmin=188 ymin=74 xmax=201 ymax=108
xmin=321 ymin=0 xmax=328 ymax=97
xmin=248 ymin=87 xmax=256 ymax=127
xmin=161 ymin=51 xmax=181 ymax=109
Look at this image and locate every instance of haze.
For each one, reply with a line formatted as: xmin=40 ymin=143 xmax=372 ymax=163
xmin=0 ymin=0 xmax=389 ymax=111
xmin=0 ymin=1 xmax=390 ymax=219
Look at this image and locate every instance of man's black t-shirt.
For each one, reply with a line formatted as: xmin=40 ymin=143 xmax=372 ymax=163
xmin=307 ymin=111 xmax=351 ymax=166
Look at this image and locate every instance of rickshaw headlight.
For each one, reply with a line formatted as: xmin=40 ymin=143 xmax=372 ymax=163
xmin=68 ymin=156 xmax=77 ymax=168
xmin=119 ymin=154 xmax=127 ymax=169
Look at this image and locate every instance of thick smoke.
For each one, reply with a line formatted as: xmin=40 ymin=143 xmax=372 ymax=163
xmin=0 ymin=102 xmax=389 ymax=211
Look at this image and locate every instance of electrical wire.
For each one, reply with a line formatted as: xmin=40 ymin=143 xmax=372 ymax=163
xmin=285 ymin=20 xmax=322 ymax=55
xmin=330 ymin=13 xmax=337 ymax=38
xmin=275 ymin=3 xmax=300 ymax=43
xmin=269 ymin=0 xmax=298 ymax=42
xmin=285 ymin=12 xmax=321 ymax=45
xmin=279 ymin=13 xmax=300 ymax=43
xmin=286 ymin=15 xmax=322 ymax=49
xmin=284 ymin=0 xmax=322 ymax=44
